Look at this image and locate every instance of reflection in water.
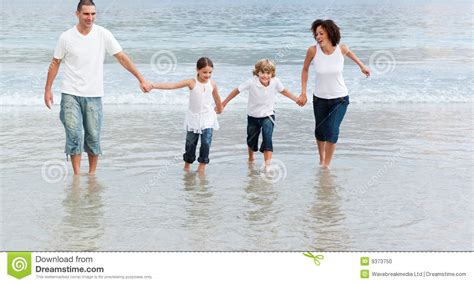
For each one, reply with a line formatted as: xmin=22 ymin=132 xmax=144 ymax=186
xmin=182 ymin=172 xmax=216 ymax=250
xmin=243 ymin=163 xmax=279 ymax=250
xmin=304 ymin=169 xmax=349 ymax=251
xmin=52 ymin=175 xmax=105 ymax=251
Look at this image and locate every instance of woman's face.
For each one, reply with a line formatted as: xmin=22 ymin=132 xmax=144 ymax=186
xmin=315 ymin=26 xmax=331 ymax=47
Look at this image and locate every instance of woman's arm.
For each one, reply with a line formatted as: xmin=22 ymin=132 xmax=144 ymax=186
xmin=212 ymin=81 xmax=223 ymax=114
xmin=151 ymin=79 xmax=194 ymax=90
xmin=299 ymin=46 xmax=316 ymax=106
xmin=340 ymin=44 xmax=370 ymax=77
xmin=222 ymin=88 xmax=240 ymax=108
xmin=280 ymin=89 xmax=302 ymax=106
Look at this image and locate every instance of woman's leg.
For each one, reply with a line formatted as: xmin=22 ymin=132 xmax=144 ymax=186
xmin=322 ymin=96 xmax=349 ymax=169
xmin=316 ymin=140 xmax=326 ymax=165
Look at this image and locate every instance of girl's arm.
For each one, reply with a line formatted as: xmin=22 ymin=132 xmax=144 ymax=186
xmin=299 ymin=46 xmax=316 ymax=106
xmin=340 ymin=44 xmax=370 ymax=77
xmin=212 ymin=81 xmax=223 ymax=114
xmin=222 ymin=88 xmax=240 ymax=108
xmin=280 ymin=89 xmax=302 ymax=106
xmin=151 ymin=79 xmax=195 ymax=90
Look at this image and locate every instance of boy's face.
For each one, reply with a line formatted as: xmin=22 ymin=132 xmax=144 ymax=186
xmin=258 ymin=71 xmax=272 ymax=86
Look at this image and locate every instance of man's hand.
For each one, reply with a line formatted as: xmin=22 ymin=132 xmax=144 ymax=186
xmin=44 ymin=90 xmax=54 ymax=109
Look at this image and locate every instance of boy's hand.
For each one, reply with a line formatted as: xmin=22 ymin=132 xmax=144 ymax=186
xmin=297 ymin=94 xmax=307 ymax=106
xmin=140 ymin=81 xmax=153 ymax=93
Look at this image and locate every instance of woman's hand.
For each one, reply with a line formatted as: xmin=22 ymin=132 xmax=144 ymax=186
xmin=361 ymin=66 xmax=371 ymax=77
xmin=297 ymin=94 xmax=308 ymax=106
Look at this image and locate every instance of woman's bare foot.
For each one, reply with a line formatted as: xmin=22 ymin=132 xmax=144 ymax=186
xmin=321 ymin=164 xmax=331 ymax=170
xmin=184 ymin=163 xmax=191 ymax=171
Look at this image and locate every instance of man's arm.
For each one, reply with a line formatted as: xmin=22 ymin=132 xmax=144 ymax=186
xmin=114 ymin=51 xmax=153 ymax=92
xmin=44 ymin=58 xmax=61 ymax=109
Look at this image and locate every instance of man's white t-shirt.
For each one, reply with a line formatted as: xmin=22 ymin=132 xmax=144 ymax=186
xmin=238 ymin=76 xmax=285 ymax=118
xmin=54 ymin=24 xmax=122 ymax=97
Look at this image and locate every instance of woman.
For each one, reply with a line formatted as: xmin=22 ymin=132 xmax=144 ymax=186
xmin=299 ymin=19 xmax=370 ymax=169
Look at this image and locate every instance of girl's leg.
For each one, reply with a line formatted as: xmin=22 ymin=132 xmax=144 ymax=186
xmin=263 ymin=151 xmax=272 ymax=167
xmin=197 ymin=129 xmax=213 ymax=172
xmin=183 ymin=131 xmax=199 ymax=171
xmin=248 ymin=146 xmax=255 ymax=162
xmin=316 ymin=140 xmax=326 ymax=165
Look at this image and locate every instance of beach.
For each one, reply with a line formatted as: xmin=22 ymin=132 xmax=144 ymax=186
xmin=0 ymin=0 xmax=473 ymax=251
xmin=1 ymin=103 xmax=472 ymax=251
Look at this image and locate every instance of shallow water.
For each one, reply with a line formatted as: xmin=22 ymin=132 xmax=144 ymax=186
xmin=1 ymin=103 xmax=472 ymax=251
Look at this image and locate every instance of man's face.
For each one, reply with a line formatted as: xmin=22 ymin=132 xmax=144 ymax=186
xmin=76 ymin=5 xmax=96 ymax=28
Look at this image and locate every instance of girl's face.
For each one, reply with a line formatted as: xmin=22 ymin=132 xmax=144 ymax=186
xmin=315 ymin=26 xmax=331 ymax=47
xmin=197 ymin=66 xmax=213 ymax=81
xmin=257 ymin=71 xmax=272 ymax=86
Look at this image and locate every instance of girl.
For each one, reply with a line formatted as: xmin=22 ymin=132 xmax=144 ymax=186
xmin=150 ymin=57 xmax=223 ymax=172
xmin=299 ymin=19 xmax=370 ymax=169
xmin=222 ymin=59 xmax=302 ymax=168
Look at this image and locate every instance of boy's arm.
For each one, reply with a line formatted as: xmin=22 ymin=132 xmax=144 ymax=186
xmin=151 ymin=79 xmax=194 ymax=90
xmin=212 ymin=81 xmax=223 ymax=114
xmin=280 ymin=89 xmax=302 ymax=106
xmin=222 ymin=88 xmax=240 ymax=108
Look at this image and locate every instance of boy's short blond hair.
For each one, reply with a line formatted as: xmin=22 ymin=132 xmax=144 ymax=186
xmin=252 ymin=59 xmax=276 ymax=77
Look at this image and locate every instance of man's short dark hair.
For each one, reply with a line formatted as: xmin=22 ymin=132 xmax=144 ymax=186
xmin=310 ymin=19 xmax=341 ymax=46
xmin=77 ymin=0 xmax=96 ymax=12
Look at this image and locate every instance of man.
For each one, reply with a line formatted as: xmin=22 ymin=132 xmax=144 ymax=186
xmin=44 ymin=0 xmax=152 ymax=175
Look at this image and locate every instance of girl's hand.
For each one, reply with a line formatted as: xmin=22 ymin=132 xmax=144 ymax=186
xmin=361 ymin=66 xmax=371 ymax=77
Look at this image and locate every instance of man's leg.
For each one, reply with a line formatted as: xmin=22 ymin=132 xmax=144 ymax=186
xmin=88 ymin=153 xmax=99 ymax=175
xmin=59 ymin=94 xmax=83 ymax=175
xmin=83 ymin=97 xmax=103 ymax=174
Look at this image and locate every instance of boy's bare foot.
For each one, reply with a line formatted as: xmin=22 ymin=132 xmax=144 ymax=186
xmin=184 ymin=163 xmax=191 ymax=171
xmin=197 ymin=163 xmax=206 ymax=172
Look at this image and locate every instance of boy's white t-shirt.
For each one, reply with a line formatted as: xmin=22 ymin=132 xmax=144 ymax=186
xmin=53 ymin=24 xmax=122 ymax=97
xmin=238 ymin=76 xmax=285 ymax=118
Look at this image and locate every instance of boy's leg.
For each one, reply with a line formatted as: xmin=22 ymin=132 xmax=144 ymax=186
xmin=197 ymin=128 xmax=213 ymax=171
xmin=183 ymin=131 xmax=199 ymax=170
xmin=83 ymin=97 xmax=103 ymax=175
xmin=260 ymin=115 xmax=275 ymax=166
xmin=246 ymin=116 xmax=260 ymax=162
xmin=59 ymin=93 xmax=83 ymax=175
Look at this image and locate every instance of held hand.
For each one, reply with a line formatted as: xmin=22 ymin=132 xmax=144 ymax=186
xmin=297 ymin=94 xmax=308 ymax=106
xmin=361 ymin=66 xmax=371 ymax=77
xmin=140 ymin=81 xmax=153 ymax=93
xmin=44 ymin=90 xmax=54 ymax=109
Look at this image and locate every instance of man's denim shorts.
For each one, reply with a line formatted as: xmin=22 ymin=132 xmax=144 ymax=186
xmin=59 ymin=93 xmax=103 ymax=156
